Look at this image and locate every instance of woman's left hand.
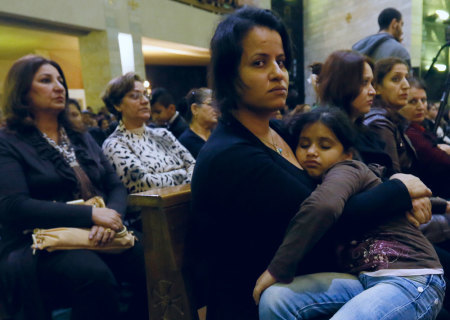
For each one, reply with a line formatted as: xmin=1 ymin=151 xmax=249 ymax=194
xmin=89 ymin=225 xmax=116 ymax=246
xmin=253 ymin=269 xmax=277 ymax=305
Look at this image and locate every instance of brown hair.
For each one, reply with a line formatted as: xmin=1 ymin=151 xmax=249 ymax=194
xmin=2 ymin=55 xmax=70 ymax=132
xmin=318 ymin=50 xmax=374 ymax=118
xmin=373 ymin=57 xmax=409 ymax=86
xmin=101 ymin=72 xmax=143 ymax=120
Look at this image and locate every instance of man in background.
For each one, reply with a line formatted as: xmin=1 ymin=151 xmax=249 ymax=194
xmin=353 ymin=7 xmax=411 ymax=67
xmin=150 ymin=87 xmax=188 ymax=138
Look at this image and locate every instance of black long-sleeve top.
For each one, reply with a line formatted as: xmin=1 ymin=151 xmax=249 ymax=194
xmin=0 ymin=127 xmax=127 ymax=259
xmin=190 ymin=116 xmax=412 ymax=319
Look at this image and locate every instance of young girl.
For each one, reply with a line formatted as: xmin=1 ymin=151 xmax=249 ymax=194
xmin=257 ymin=107 xmax=448 ymax=320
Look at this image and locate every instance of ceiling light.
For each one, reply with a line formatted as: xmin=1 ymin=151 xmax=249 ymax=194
xmin=434 ymin=64 xmax=447 ymax=72
xmin=436 ymin=10 xmax=449 ymax=21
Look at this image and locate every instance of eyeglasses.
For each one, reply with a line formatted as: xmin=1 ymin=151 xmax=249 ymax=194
xmin=127 ymin=91 xmax=150 ymax=100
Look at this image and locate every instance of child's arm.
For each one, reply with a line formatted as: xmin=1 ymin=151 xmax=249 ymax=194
xmin=253 ymin=160 xmax=378 ymax=304
xmin=269 ymin=160 xmax=379 ymax=282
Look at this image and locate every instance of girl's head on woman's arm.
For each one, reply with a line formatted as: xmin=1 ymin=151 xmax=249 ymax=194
xmin=2 ymin=54 xmax=72 ymax=132
xmin=286 ymin=107 xmax=356 ymax=179
xmin=210 ymin=6 xmax=292 ymax=118
xmin=318 ymin=50 xmax=375 ymax=122
xmin=374 ymin=58 xmax=410 ymax=110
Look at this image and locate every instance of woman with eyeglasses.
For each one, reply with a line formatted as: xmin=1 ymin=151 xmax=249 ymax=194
xmin=102 ymin=72 xmax=195 ymax=193
xmin=178 ymin=88 xmax=218 ymax=158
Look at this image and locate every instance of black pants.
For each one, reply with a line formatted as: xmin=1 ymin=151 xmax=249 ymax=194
xmin=37 ymin=239 xmax=148 ymax=320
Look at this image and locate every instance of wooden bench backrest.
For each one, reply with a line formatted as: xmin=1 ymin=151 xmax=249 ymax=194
xmin=129 ymin=184 xmax=198 ymax=320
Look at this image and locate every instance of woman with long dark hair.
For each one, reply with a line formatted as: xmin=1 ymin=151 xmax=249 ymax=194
xmin=0 ymin=55 xmax=147 ymax=320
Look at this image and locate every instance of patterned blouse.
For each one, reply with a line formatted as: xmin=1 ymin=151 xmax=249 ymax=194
xmin=102 ymin=121 xmax=195 ymax=193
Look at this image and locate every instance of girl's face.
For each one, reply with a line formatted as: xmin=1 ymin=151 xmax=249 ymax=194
xmin=237 ymin=26 xmax=289 ymax=113
xmin=296 ymin=122 xmax=352 ymax=179
xmin=399 ymin=87 xmax=427 ymax=123
xmin=115 ymin=81 xmax=151 ymax=125
xmin=376 ymin=63 xmax=410 ymax=110
xmin=27 ymin=64 xmax=66 ymax=116
xmin=351 ymin=62 xmax=375 ymax=120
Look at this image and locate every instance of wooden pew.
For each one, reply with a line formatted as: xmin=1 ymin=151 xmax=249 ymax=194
xmin=129 ymin=184 xmax=199 ymax=320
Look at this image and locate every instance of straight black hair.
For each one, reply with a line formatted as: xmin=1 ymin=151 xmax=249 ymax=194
xmin=210 ymin=6 xmax=292 ymax=118
xmin=286 ymin=106 xmax=356 ymax=153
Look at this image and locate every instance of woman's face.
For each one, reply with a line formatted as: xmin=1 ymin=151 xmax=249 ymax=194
xmin=115 ymin=81 xmax=150 ymax=125
xmin=351 ymin=62 xmax=375 ymax=119
xmin=376 ymin=63 xmax=410 ymax=109
xmin=194 ymin=96 xmax=218 ymax=128
xmin=67 ymin=103 xmax=84 ymax=129
xmin=27 ymin=64 xmax=66 ymax=116
xmin=399 ymin=87 xmax=427 ymax=123
xmin=237 ymin=26 xmax=289 ymax=113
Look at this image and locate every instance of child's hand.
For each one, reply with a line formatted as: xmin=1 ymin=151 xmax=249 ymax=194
xmin=253 ymin=269 xmax=277 ymax=305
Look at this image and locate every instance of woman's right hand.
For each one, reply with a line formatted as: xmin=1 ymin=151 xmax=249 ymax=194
xmin=390 ymin=173 xmax=432 ymax=199
xmin=406 ymin=197 xmax=432 ymax=227
xmin=91 ymin=207 xmax=123 ymax=231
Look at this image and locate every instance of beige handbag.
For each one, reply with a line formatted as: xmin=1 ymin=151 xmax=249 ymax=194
xmin=31 ymin=226 xmax=135 ymax=254
xmin=31 ymin=196 xmax=136 ymax=254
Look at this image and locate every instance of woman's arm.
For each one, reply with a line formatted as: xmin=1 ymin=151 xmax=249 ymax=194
xmin=267 ymin=161 xmax=378 ymax=283
xmin=86 ymin=135 xmax=128 ymax=216
xmin=165 ymin=130 xmax=196 ymax=180
xmin=0 ymin=139 xmax=93 ymax=230
xmin=103 ymin=137 xmax=191 ymax=192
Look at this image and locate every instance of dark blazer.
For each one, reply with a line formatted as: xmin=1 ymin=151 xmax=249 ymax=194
xmin=167 ymin=113 xmax=188 ymax=138
xmin=0 ymin=126 xmax=127 ymax=318
xmin=190 ymin=116 xmax=412 ymax=319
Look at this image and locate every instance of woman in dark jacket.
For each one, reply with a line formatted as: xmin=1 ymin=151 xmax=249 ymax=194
xmin=363 ymin=57 xmax=416 ymax=173
xmin=0 ymin=55 xmax=147 ymax=320
xmin=190 ymin=7 xmax=430 ymax=320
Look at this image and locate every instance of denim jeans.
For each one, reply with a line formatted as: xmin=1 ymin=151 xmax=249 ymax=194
xmin=259 ymin=272 xmax=445 ymax=320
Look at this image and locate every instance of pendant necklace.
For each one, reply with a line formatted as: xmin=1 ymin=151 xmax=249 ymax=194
xmin=260 ymin=129 xmax=283 ymax=155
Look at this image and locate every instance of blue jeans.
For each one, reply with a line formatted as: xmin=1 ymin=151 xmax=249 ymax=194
xmin=259 ymin=272 xmax=445 ymax=320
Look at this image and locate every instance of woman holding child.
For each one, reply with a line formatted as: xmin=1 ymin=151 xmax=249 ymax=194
xmin=191 ymin=6 xmax=435 ymax=320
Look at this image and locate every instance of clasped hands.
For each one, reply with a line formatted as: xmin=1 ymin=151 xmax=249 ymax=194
xmin=390 ymin=173 xmax=433 ymax=227
xmin=90 ymin=207 xmax=123 ymax=246
xmin=253 ymin=174 xmax=436 ymax=306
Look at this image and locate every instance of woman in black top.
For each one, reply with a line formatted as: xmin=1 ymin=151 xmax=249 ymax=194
xmin=178 ymin=87 xmax=218 ymax=158
xmin=0 ymin=55 xmax=147 ymax=320
xmin=190 ymin=6 xmax=431 ymax=320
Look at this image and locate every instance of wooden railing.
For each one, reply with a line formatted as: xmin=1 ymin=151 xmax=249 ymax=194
xmin=129 ymin=184 xmax=198 ymax=320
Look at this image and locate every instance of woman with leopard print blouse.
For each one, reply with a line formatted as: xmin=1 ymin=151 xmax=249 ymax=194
xmin=102 ymin=73 xmax=195 ymax=193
